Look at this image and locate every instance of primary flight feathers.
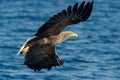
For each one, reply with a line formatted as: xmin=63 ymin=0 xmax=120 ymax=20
xmin=35 ymin=1 xmax=94 ymax=37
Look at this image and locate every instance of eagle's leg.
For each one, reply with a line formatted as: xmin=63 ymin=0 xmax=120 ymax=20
xmin=57 ymin=58 xmax=64 ymax=66
xmin=55 ymin=53 xmax=64 ymax=66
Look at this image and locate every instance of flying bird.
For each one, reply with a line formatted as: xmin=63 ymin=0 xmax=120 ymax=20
xmin=17 ymin=1 xmax=94 ymax=71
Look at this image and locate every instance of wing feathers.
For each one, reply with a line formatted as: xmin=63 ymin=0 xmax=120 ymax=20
xmin=77 ymin=1 xmax=85 ymax=15
xmin=81 ymin=1 xmax=94 ymax=21
xmin=35 ymin=1 xmax=94 ymax=37
xmin=67 ymin=6 xmax=72 ymax=16
xmin=73 ymin=3 xmax=78 ymax=14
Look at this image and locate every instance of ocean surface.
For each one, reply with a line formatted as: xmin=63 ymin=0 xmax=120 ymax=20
xmin=0 ymin=0 xmax=120 ymax=80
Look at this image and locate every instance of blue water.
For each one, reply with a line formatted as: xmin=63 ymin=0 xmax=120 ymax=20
xmin=0 ymin=0 xmax=120 ymax=80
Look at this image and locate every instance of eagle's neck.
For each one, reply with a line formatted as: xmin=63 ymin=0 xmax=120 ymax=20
xmin=50 ymin=31 xmax=78 ymax=46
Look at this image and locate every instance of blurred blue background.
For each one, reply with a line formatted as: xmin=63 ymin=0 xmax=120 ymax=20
xmin=0 ymin=0 xmax=120 ymax=80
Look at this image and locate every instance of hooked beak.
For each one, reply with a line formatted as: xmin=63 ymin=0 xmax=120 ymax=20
xmin=71 ymin=33 xmax=78 ymax=38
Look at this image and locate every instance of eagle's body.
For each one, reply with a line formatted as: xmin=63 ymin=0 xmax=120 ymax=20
xmin=17 ymin=1 xmax=94 ymax=71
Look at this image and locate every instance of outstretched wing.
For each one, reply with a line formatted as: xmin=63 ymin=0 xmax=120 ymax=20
xmin=35 ymin=1 xmax=94 ymax=37
xmin=24 ymin=43 xmax=59 ymax=71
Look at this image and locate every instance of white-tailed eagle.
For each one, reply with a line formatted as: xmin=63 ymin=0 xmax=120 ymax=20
xmin=17 ymin=1 xmax=94 ymax=71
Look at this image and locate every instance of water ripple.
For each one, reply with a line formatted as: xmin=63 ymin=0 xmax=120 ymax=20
xmin=0 ymin=0 xmax=120 ymax=80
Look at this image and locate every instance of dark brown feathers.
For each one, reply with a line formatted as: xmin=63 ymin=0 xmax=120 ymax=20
xmin=24 ymin=44 xmax=60 ymax=71
xmin=35 ymin=1 xmax=94 ymax=37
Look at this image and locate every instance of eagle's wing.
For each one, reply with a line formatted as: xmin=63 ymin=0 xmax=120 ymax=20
xmin=35 ymin=1 xmax=94 ymax=37
xmin=24 ymin=43 xmax=60 ymax=71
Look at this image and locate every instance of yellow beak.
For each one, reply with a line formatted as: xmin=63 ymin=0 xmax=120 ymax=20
xmin=72 ymin=33 xmax=78 ymax=38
